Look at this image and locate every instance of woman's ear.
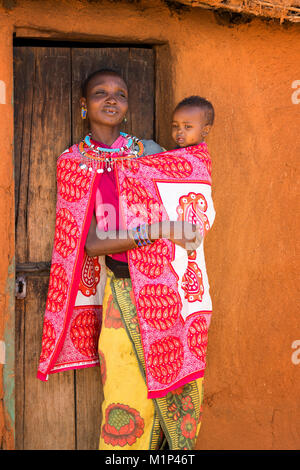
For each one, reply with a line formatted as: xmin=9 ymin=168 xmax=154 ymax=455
xmin=80 ymin=97 xmax=88 ymax=120
xmin=80 ymin=97 xmax=87 ymax=107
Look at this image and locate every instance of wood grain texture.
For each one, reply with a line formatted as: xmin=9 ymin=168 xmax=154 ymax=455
xmin=127 ymin=48 xmax=154 ymax=140
xmin=15 ymin=286 xmax=25 ymax=450
xmin=27 ymin=47 xmax=71 ymax=262
xmin=14 ymin=46 xmax=75 ymax=450
xmin=22 ymin=276 xmax=75 ymax=450
xmin=75 ymin=366 xmax=103 ymax=450
xmin=14 ymin=46 xmax=72 ymax=263
xmin=14 ymin=47 xmax=35 ymax=264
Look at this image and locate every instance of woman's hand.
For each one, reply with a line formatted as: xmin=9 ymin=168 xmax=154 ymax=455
xmin=170 ymin=221 xmax=203 ymax=254
xmin=149 ymin=221 xmax=203 ymax=254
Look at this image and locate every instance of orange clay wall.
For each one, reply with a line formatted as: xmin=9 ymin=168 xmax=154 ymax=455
xmin=0 ymin=0 xmax=299 ymax=449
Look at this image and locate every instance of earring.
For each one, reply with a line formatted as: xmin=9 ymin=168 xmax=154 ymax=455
xmin=123 ymin=116 xmax=127 ymax=123
xmin=81 ymin=106 xmax=87 ymax=120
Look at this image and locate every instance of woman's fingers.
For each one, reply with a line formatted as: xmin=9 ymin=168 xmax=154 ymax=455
xmin=185 ymin=239 xmax=201 ymax=251
xmin=185 ymin=225 xmax=203 ymax=251
xmin=159 ymin=220 xmax=203 ymax=252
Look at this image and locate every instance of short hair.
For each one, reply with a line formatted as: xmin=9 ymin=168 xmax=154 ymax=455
xmin=81 ymin=69 xmax=127 ymax=98
xmin=175 ymin=95 xmax=215 ymax=126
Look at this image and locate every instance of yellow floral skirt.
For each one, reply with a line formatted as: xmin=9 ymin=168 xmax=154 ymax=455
xmin=98 ymin=268 xmax=203 ymax=450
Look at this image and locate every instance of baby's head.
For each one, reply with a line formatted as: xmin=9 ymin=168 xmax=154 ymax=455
xmin=171 ymin=96 xmax=215 ymax=148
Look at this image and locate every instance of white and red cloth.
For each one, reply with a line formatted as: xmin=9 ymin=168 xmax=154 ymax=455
xmin=37 ymin=143 xmax=215 ymax=399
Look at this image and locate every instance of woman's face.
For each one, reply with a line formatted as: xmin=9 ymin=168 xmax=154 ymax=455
xmin=81 ymin=73 xmax=128 ymax=128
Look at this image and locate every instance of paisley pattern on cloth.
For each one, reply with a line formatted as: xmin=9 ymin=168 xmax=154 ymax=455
xmin=78 ymin=252 xmax=101 ymax=297
xmin=117 ymin=143 xmax=215 ymax=397
xmin=37 ymin=142 xmax=215 ymax=400
xmin=37 ymin=146 xmax=105 ymax=379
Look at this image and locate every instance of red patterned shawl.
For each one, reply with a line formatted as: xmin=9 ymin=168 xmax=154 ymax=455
xmin=37 ymin=143 xmax=215 ymax=399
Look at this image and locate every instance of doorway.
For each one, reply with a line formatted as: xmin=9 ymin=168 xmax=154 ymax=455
xmin=14 ymin=40 xmax=155 ymax=450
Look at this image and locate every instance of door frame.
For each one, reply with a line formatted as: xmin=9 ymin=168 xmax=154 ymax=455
xmin=6 ymin=34 xmax=174 ymax=449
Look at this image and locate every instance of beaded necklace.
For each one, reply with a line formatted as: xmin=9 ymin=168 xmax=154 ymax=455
xmin=78 ymin=132 xmax=144 ymax=173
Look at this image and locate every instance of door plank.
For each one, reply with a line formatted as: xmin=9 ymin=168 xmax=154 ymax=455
xmin=14 ymin=47 xmax=35 ymax=264
xmin=14 ymin=45 xmax=75 ymax=449
xmin=15 ymin=287 xmax=25 ymax=450
xmin=75 ymin=366 xmax=103 ymax=450
xmin=27 ymin=47 xmax=72 ymax=262
xmin=23 ymin=276 xmax=75 ymax=450
xmin=127 ymin=48 xmax=155 ymax=140
xmin=14 ymin=46 xmax=72 ymax=263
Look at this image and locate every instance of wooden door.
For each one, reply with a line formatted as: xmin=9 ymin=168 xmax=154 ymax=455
xmin=14 ymin=44 xmax=155 ymax=450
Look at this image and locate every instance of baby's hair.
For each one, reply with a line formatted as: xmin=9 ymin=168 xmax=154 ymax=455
xmin=81 ymin=68 xmax=127 ymax=98
xmin=175 ymin=95 xmax=215 ymax=126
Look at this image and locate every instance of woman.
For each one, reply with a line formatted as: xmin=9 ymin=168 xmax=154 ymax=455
xmin=83 ymin=69 xmax=203 ymax=450
xmin=38 ymin=69 xmax=214 ymax=451
xmin=81 ymin=69 xmax=200 ymax=259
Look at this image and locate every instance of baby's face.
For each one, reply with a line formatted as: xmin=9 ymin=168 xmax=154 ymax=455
xmin=171 ymin=106 xmax=209 ymax=148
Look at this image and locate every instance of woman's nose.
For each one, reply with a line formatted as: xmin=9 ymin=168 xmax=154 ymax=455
xmin=105 ymin=93 xmax=117 ymax=104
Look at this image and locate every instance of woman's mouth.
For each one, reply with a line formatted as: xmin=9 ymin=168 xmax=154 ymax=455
xmin=176 ymin=136 xmax=185 ymax=144
xmin=103 ymin=107 xmax=118 ymax=115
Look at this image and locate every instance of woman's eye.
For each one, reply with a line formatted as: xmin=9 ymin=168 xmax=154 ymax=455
xmin=185 ymin=125 xmax=192 ymax=129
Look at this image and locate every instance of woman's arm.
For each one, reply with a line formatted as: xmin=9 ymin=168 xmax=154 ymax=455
xmin=85 ymin=213 xmax=137 ymax=256
xmin=85 ymin=214 xmax=202 ymax=257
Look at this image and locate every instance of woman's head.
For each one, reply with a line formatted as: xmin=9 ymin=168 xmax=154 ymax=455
xmin=80 ymin=69 xmax=128 ymax=129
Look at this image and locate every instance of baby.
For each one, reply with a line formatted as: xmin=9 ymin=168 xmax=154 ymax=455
xmin=171 ymin=95 xmax=214 ymax=148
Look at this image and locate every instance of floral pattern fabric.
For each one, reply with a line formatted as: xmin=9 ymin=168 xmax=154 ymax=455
xmin=102 ymin=403 xmax=145 ymax=447
xmin=98 ymin=269 xmax=203 ymax=450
